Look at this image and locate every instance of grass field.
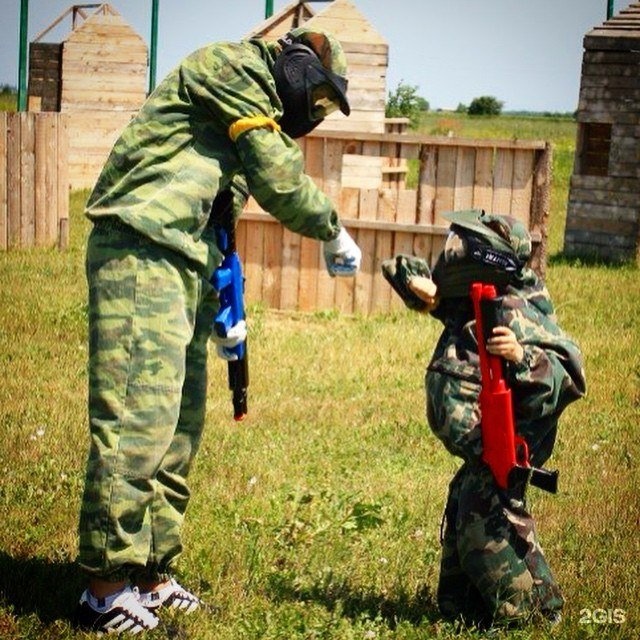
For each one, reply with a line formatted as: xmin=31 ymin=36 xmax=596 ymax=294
xmin=0 ymin=115 xmax=638 ymax=639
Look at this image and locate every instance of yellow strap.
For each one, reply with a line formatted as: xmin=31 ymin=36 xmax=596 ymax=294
xmin=228 ymin=115 xmax=281 ymax=142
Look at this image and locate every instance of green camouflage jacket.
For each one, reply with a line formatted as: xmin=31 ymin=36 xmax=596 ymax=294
xmin=85 ymin=39 xmax=341 ymax=277
xmin=426 ymin=270 xmax=587 ymax=467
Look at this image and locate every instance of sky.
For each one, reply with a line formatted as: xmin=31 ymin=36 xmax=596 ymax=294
xmin=0 ymin=0 xmax=627 ymax=113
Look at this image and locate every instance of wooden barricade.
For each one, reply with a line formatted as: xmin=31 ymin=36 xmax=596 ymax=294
xmin=0 ymin=112 xmax=69 ymax=250
xmin=238 ymin=130 xmax=551 ymax=315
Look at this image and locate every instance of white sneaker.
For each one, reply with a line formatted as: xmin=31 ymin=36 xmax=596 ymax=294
xmin=75 ymin=585 xmax=159 ymax=635
xmin=139 ymin=578 xmax=201 ymax=614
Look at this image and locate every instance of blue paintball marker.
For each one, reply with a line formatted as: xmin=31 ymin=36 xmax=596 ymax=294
xmin=211 ymin=190 xmax=249 ymax=421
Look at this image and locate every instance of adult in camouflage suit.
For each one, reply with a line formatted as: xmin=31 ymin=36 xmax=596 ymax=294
xmin=75 ymin=26 xmax=361 ymax=634
xmin=383 ymin=210 xmax=586 ymax=627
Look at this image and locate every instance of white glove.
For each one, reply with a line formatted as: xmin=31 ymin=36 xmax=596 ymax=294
xmin=323 ymin=227 xmax=362 ymax=277
xmin=212 ymin=320 xmax=247 ymax=361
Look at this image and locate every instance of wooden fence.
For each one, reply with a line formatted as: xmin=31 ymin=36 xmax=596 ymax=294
xmin=0 ymin=112 xmax=69 ymax=250
xmin=236 ymin=130 xmax=551 ymax=315
xmin=0 ymin=113 xmax=551 ymax=316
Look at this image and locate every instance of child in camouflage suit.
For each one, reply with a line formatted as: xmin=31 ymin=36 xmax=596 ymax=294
xmin=383 ymin=210 xmax=586 ymax=627
xmin=75 ymin=26 xmax=361 ymax=634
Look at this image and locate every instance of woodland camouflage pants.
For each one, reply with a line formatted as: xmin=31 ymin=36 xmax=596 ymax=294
xmin=78 ymin=221 xmax=217 ymax=582
xmin=437 ymin=463 xmax=564 ymax=626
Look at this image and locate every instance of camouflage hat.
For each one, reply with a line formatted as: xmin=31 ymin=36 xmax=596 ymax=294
xmin=443 ymin=209 xmax=532 ymax=264
xmin=287 ymin=26 xmax=348 ymax=79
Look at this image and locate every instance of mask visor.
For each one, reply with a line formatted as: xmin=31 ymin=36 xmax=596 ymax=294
xmin=306 ymin=64 xmax=350 ymax=120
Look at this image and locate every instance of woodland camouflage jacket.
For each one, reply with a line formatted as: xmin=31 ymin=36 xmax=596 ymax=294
xmin=426 ymin=270 xmax=587 ymax=467
xmin=85 ymin=38 xmax=341 ymax=277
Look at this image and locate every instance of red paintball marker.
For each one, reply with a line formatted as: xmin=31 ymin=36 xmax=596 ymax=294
xmin=471 ymin=283 xmax=558 ymax=493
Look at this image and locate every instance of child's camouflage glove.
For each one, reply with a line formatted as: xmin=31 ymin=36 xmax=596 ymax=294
xmin=381 ymin=254 xmax=433 ymax=311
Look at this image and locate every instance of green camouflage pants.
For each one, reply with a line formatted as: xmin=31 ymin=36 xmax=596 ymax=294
xmin=437 ymin=463 xmax=563 ymax=626
xmin=78 ymin=222 xmax=217 ymax=582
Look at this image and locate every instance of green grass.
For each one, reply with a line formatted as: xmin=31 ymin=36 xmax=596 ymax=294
xmin=0 ymin=118 xmax=638 ymax=639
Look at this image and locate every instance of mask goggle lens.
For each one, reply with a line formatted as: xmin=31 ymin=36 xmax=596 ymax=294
xmin=444 ymin=231 xmax=467 ymax=263
xmin=310 ymin=84 xmax=340 ymax=119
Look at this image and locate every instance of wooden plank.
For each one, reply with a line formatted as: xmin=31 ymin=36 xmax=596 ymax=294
xmin=565 ymin=211 xmax=638 ymax=236
xmin=62 ymin=60 xmax=147 ymax=76
xmin=583 ymin=50 xmax=640 ymax=64
xmin=578 ymin=97 xmax=640 ymax=114
xmin=316 ymin=139 xmax=343 ymax=309
xmin=20 ymin=114 xmax=35 ymax=247
xmin=62 ymin=74 xmax=147 ymax=93
xmin=344 ymin=51 xmax=388 ymax=66
xmin=0 ymin=113 xmax=6 ymax=250
xmin=341 ymin=155 xmax=383 ymax=189
xmin=417 ymin=144 xmax=437 ymax=223
xmin=307 ymin=129 xmax=547 ymax=150
xmin=262 ymin=222 xmax=283 ymax=308
xmin=569 ymin=187 xmax=640 ymax=207
xmin=317 ymin=115 xmax=386 ymax=135
xmin=7 ymin=114 xmax=21 ymax=249
xmin=492 ymin=148 xmax=514 ymax=215
xmin=581 ymin=75 xmax=640 ymax=89
xmin=473 ymin=147 xmax=494 ymax=211
xmin=343 ymin=42 xmax=388 ymax=55
xmin=567 ymin=201 xmax=638 ymax=222
xmin=453 ymin=147 xmax=475 ymax=210
xmin=297 ymin=138 xmax=323 ymax=312
xmin=354 ymin=189 xmax=377 ymax=314
xmin=564 ymin=227 xmax=635 ymax=249
xmin=510 ymin=149 xmax=534 ymax=224
xmin=243 ymin=204 xmax=265 ymax=305
xmin=584 ymin=34 xmax=640 ymax=51
xmin=57 ymin=114 xmax=69 ymax=249
xmin=279 ymin=228 xmax=301 ymax=311
xmin=34 ymin=115 xmax=48 ymax=246
xmin=297 ymin=236 xmax=320 ymax=312
xmin=60 ymin=88 xmax=146 ymax=108
xmin=580 ymin=87 xmax=640 ymax=102
xmin=581 ymin=62 xmax=640 ymax=77
xmin=391 ymin=189 xmax=418 ymax=310
xmin=62 ymin=42 xmax=148 ymax=64
xmin=334 ymin=187 xmax=360 ymax=314
xmin=434 ymin=146 xmax=456 ymax=220
xmin=371 ymin=189 xmax=395 ymax=313
xmin=240 ymin=212 xmax=451 ymax=236
xmin=64 ymin=31 xmax=148 ymax=50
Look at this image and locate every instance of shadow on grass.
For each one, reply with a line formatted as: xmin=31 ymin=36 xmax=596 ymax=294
xmin=0 ymin=551 xmax=82 ymax=624
xmin=548 ymin=250 xmax=637 ymax=270
xmin=266 ymin=571 xmax=440 ymax=628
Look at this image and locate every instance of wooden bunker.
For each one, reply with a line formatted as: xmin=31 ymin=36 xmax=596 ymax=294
xmin=565 ymin=2 xmax=640 ymax=262
xmin=28 ymin=3 xmax=148 ymax=189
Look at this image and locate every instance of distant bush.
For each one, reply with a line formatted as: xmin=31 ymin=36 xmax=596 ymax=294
xmin=386 ymin=81 xmax=429 ymax=128
xmin=467 ymin=95 xmax=503 ymax=116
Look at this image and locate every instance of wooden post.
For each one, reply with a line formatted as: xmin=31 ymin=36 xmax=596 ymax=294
xmin=530 ymin=143 xmax=552 ymax=277
xmin=0 ymin=113 xmax=7 ymax=250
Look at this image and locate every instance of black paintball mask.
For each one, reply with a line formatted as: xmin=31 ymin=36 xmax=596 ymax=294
xmin=432 ymin=226 xmax=524 ymax=299
xmin=274 ymin=32 xmax=350 ymax=138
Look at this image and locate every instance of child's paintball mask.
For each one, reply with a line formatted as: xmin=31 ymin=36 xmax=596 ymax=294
xmin=433 ymin=209 xmax=532 ymax=298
